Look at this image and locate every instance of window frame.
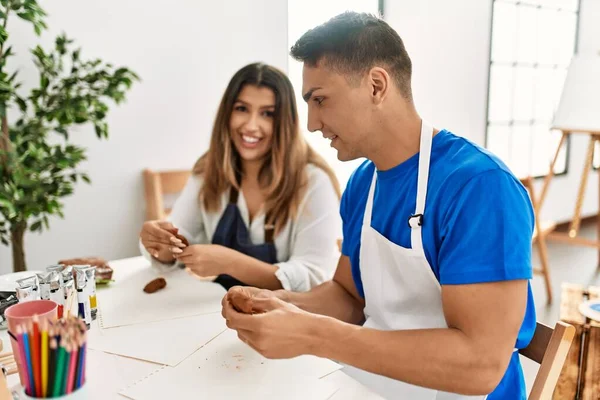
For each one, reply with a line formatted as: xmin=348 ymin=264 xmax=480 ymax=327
xmin=483 ymin=0 xmax=582 ymax=179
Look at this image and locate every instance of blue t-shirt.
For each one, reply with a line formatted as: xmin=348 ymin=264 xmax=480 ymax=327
xmin=340 ymin=129 xmax=536 ymax=399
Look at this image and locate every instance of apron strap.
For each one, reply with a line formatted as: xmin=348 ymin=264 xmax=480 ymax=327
xmin=229 ymin=187 xmax=275 ymax=244
xmin=362 ymin=172 xmax=378 ymax=226
xmin=410 ymin=120 xmax=433 ymax=255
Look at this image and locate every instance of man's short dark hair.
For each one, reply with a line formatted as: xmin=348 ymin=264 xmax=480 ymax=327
xmin=290 ymin=12 xmax=413 ymax=99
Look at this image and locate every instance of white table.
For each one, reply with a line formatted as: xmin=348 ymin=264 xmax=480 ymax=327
xmin=0 ymin=257 xmax=382 ymax=399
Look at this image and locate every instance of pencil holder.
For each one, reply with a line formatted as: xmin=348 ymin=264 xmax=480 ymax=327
xmin=4 ymin=305 xmax=88 ymax=399
xmin=4 ymin=300 xmax=58 ymax=388
xmin=16 ymin=382 xmax=88 ymax=399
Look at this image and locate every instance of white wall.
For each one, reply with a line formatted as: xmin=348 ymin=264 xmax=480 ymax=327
xmin=0 ymin=0 xmax=288 ymax=273
xmin=385 ymin=0 xmax=600 ymax=224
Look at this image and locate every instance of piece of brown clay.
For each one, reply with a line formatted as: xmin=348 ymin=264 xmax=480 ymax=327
xmin=228 ymin=288 xmax=254 ymax=314
xmin=144 ymin=277 xmax=167 ymax=293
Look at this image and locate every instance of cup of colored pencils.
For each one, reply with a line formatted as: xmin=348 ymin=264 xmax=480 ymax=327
xmin=5 ymin=300 xmax=58 ymax=393
xmin=14 ymin=317 xmax=88 ymax=399
xmin=5 ymin=299 xmax=88 ymax=399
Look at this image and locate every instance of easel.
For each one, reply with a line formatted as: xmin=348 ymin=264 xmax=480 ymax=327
xmin=538 ymin=129 xmax=600 ymax=267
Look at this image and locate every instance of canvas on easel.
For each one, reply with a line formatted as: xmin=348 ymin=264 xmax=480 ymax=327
xmin=537 ymin=55 xmax=600 ymax=265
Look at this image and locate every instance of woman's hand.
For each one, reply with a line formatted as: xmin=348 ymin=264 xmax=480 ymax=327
xmin=140 ymin=221 xmax=186 ymax=263
xmin=175 ymin=244 xmax=240 ymax=277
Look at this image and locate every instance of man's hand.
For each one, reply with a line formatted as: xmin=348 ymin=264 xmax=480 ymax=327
xmin=176 ymin=244 xmax=239 ymax=277
xmin=223 ymin=295 xmax=321 ymax=359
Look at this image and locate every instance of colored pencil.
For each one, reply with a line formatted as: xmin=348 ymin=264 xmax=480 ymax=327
xmin=66 ymin=341 xmax=78 ymax=394
xmin=32 ymin=316 xmax=42 ymax=396
xmin=16 ymin=326 xmax=31 ymax=396
xmin=81 ymin=341 xmax=87 ymax=385
xmin=61 ymin=342 xmax=71 ymax=396
xmin=41 ymin=320 xmax=48 ymax=397
xmin=47 ymin=338 xmax=57 ymax=397
xmin=52 ymin=339 xmax=67 ymax=398
xmin=22 ymin=329 xmax=35 ymax=397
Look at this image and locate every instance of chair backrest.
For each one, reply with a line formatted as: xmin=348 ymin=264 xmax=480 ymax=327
xmin=143 ymin=169 xmax=191 ymax=221
xmin=519 ymin=321 xmax=575 ymax=400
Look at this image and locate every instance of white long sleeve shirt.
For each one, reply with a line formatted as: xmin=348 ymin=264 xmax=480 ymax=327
xmin=140 ymin=164 xmax=342 ymax=291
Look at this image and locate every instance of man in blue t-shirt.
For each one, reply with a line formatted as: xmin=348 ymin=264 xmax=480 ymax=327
xmin=223 ymin=11 xmax=536 ymax=399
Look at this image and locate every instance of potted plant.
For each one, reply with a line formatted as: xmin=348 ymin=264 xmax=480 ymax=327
xmin=0 ymin=0 xmax=139 ymax=272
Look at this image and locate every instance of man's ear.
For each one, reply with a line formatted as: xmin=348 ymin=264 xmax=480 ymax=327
xmin=368 ymin=67 xmax=390 ymax=105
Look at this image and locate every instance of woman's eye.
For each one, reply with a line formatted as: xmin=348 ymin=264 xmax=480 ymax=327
xmin=234 ymin=105 xmax=247 ymax=112
xmin=263 ymin=111 xmax=274 ymax=118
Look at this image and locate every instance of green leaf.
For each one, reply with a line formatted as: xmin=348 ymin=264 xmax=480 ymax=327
xmin=0 ymin=26 xmax=8 ymax=45
xmin=40 ymin=74 xmax=49 ymax=89
xmin=8 ymin=70 xmax=18 ymax=83
xmin=15 ymin=96 xmax=27 ymax=112
xmin=30 ymin=220 xmax=42 ymax=232
xmin=17 ymin=11 xmax=35 ymax=22
xmin=81 ymin=174 xmax=90 ymax=184
xmin=0 ymin=199 xmax=15 ymax=214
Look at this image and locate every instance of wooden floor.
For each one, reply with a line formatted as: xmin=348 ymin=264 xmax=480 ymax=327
xmin=522 ymin=220 xmax=600 ymax=393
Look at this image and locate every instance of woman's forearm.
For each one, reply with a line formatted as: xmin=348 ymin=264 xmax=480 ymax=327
xmin=225 ymin=252 xmax=283 ymax=290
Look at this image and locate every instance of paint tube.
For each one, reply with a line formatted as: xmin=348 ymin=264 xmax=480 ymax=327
xmin=46 ymin=264 xmax=64 ymax=274
xmin=15 ymin=285 xmax=35 ymax=303
xmin=48 ymin=270 xmax=65 ymax=319
xmin=16 ymin=276 xmax=40 ymax=301
xmin=36 ymin=272 xmax=52 ymax=300
xmin=61 ymin=265 xmax=73 ymax=283
xmin=75 ymin=270 xmax=91 ymax=329
xmin=80 ymin=266 xmax=97 ymax=320
xmin=63 ymin=280 xmax=77 ymax=318
xmin=62 ymin=267 xmax=77 ymax=318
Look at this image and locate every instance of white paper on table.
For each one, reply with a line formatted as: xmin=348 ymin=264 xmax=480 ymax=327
xmin=119 ymin=329 xmax=342 ymax=400
xmin=88 ymin=312 xmax=227 ymax=366
xmin=97 ymin=257 xmax=226 ymax=328
xmin=86 ymin=349 xmax=162 ymax=400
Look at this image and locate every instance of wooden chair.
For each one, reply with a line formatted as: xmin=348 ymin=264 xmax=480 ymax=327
xmin=143 ymin=169 xmax=191 ymax=221
xmin=520 ymin=321 xmax=575 ymax=399
xmin=520 ymin=176 xmax=555 ymax=304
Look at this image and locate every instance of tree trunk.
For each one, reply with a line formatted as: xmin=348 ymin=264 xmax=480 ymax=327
xmin=10 ymin=222 xmax=26 ymax=272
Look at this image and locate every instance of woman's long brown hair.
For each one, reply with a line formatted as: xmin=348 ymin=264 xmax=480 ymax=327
xmin=194 ymin=63 xmax=340 ymax=234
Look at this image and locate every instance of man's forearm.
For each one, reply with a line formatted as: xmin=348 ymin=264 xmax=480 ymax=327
xmin=310 ymin=317 xmax=510 ymax=395
xmin=279 ymin=281 xmax=365 ymax=324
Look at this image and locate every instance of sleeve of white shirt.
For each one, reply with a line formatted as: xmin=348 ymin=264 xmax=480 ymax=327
xmin=274 ymin=167 xmax=342 ymax=292
xmin=140 ymin=175 xmax=206 ymax=271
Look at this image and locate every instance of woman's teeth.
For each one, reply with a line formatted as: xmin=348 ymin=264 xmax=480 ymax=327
xmin=242 ymin=135 xmax=260 ymax=143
